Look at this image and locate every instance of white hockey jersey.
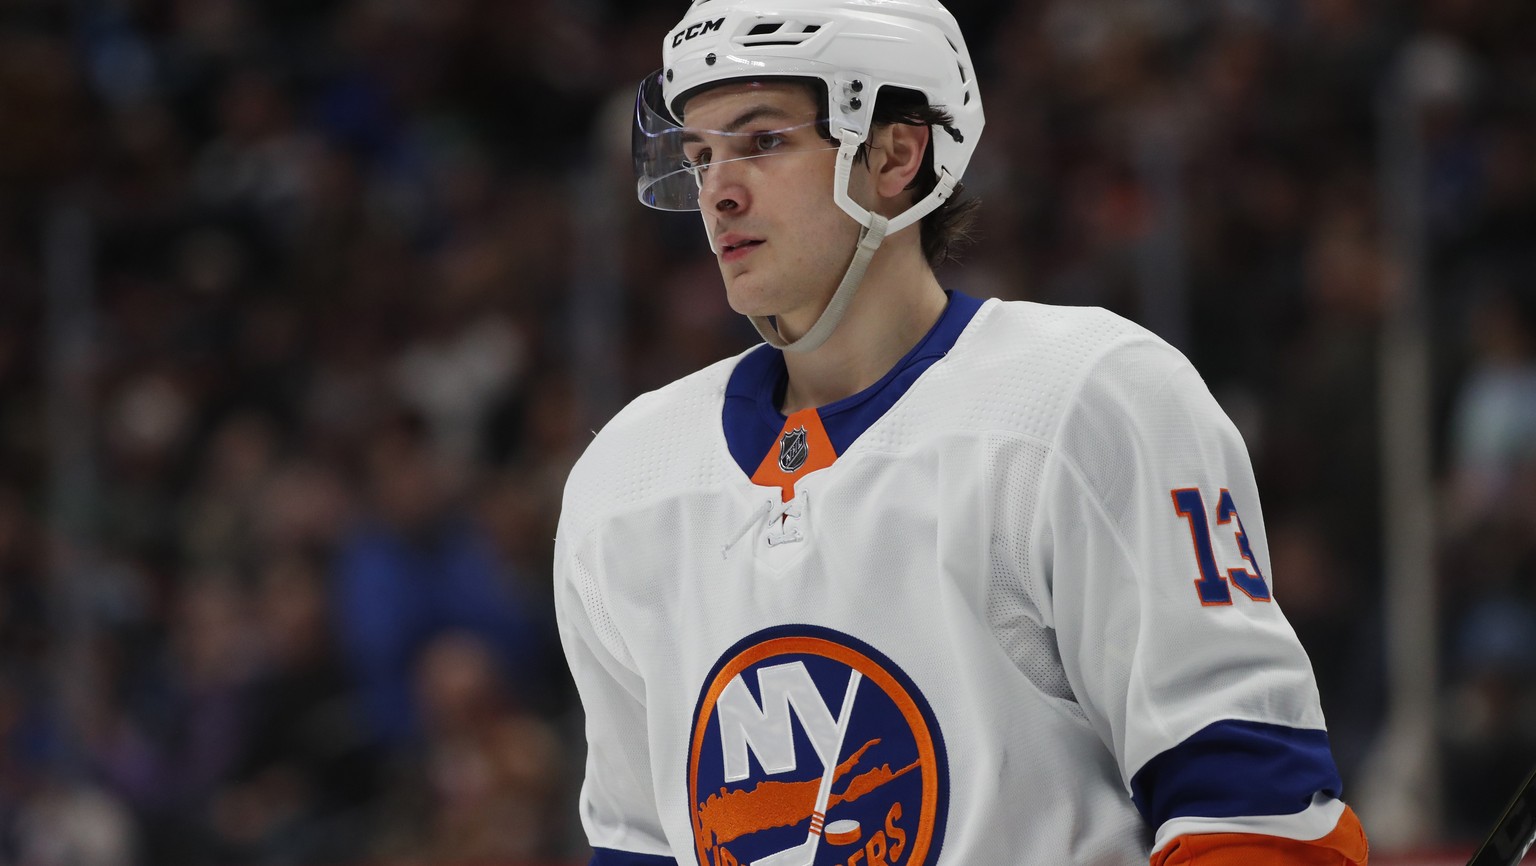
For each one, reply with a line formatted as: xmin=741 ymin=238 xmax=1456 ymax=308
xmin=555 ymin=295 xmax=1359 ymax=866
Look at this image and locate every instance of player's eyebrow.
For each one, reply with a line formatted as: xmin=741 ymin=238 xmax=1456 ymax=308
xmin=680 ymin=104 xmax=799 ymax=143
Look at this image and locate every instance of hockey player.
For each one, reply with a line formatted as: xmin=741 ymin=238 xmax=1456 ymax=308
xmin=556 ymin=1 xmax=1370 ymax=864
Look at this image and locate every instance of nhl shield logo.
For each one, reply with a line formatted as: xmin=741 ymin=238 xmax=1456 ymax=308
xmin=687 ymin=626 xmax=949 ymax=866
xmin=778 ymin=426 xmax=810 ymax=473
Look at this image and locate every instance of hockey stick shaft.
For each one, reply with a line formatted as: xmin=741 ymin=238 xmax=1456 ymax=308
xmin=1468 ymin=766 xmax=1536 ymax=866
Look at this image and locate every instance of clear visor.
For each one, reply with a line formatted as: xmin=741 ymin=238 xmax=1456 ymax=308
xmin=633 ymin=70 xmax=840 ymax=211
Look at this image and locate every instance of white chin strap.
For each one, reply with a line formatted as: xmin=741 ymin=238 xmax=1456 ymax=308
xmin=749 ymin=129 xmax=957 ymax=354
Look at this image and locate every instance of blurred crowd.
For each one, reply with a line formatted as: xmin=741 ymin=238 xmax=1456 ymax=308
xmin=0 ymin=0 xmax=1534 ymax=863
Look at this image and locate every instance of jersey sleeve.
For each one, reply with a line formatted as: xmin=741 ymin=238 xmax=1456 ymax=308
xmin=554 ymin=530 xmax=679 ymax=865
xmin=1033 ymin=335 xmax=1366 ymax=862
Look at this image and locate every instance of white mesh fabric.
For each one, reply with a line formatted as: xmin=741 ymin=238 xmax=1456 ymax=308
xmin=856 ymin=301 xmax=1144 ymax=453
xmin=983 ymin=435 xmax=1085 ymax=715
xmin=559 ymin=350 xmax=746 ymax=546
xmin=554 ymin=541 xmax=669 ymax=856
xmin=571 ymin=553 xmax=634 ymax=672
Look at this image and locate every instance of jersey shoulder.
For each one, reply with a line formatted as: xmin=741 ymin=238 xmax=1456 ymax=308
xmin=883 ymin=299 xmax=1194 ymax=448
xmin=559 ymin=350 xmax=743 ymax=545
xmin=968 ymin=299 xmax=1194 ymax=393
xmin=974 ymin=299 xmax=1237 ymax=471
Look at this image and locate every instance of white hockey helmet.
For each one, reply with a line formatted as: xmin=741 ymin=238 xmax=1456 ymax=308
xmin=632 ymin=0 xmax=984 ymax=353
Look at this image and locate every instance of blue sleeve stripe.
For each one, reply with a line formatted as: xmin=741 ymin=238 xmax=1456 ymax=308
xmin=590 ymin=847 xmax=680 ymax=866
xmin=1129 ymin=719 xmax=1343 ymax=830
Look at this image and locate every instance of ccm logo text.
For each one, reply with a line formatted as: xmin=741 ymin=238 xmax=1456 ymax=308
xmin=673 ymin=18 xmax=725 ymax=48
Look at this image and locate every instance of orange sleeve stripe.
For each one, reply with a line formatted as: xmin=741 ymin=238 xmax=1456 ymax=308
xmin=1151 ymin=805 xmax=1368 ymax=866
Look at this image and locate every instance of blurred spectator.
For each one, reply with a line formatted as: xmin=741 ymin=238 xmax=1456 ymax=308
xmin=372 ymin=632 xmax=565 ymax=863
xmin=87 ymin=576 xmax=261 ymax=865
xmin=0 ymin=668 xmax=58 ymax=864
xmin=1446 ymin=290 xmax=1536 ymax=524
xmin=179 ymin=411 xmax=282 ymax=572
xmin=12 ymin=781 xmax=137 ymax=866
xmin=1442 ymin=593 xmax=1536 ymax=840
xmin=331 ymin=413 xmax=552 ymax=746
xmin=209 ymin=549 xmax=378 ymax=864
xmin=1440 ymin=290 xmax=1536 ymax=839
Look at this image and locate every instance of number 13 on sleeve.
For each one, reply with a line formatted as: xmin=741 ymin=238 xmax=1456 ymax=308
xmin=1171 ymin=488 xmax=1272 ymax=606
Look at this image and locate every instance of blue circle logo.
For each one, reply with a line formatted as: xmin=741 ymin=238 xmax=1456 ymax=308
xmin=686 ymin=626 xmax=948 ymax=866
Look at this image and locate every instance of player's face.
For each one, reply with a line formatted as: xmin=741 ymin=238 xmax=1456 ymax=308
xmin=680 ymin=82 xmax=869 ymax=335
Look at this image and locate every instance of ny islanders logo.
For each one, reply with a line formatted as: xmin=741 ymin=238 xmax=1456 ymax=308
xmin=688 ymin=627 xmax=948 ymax=866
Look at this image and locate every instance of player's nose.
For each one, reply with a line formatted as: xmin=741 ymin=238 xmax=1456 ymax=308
xmin=699 ymin=160 xmax=748 ymax=214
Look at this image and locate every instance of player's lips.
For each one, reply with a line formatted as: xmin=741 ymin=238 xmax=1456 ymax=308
xmin=717 ymin=233 xmax=764 ymax=263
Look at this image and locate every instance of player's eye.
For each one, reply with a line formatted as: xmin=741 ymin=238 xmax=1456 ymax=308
xmin=753 ymin=132 xmax=785 ymax=153
xmin=681 ymin=148 xmax=711 ymax=173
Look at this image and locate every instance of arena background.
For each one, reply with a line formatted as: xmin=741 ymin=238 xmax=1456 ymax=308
xmin=1 ymin=0 xmax=1533 ymax=863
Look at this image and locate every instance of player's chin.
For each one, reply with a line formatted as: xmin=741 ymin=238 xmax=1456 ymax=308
xmin=720 ymin=273 xmax=777 ymax=317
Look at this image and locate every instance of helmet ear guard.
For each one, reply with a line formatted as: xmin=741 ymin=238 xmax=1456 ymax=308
xmin=832 ymin=128 xmax=959 ymax=239
xmin=637 ymin=0 xmax=984 ymax=353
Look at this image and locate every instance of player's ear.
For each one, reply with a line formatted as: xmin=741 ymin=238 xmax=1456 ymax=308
xmin=873 ymin=122 xmax=929 ymax=200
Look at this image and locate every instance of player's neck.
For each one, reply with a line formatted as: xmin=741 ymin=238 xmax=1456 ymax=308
xmin=778 ymin=242 xmax=946 ymax=415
